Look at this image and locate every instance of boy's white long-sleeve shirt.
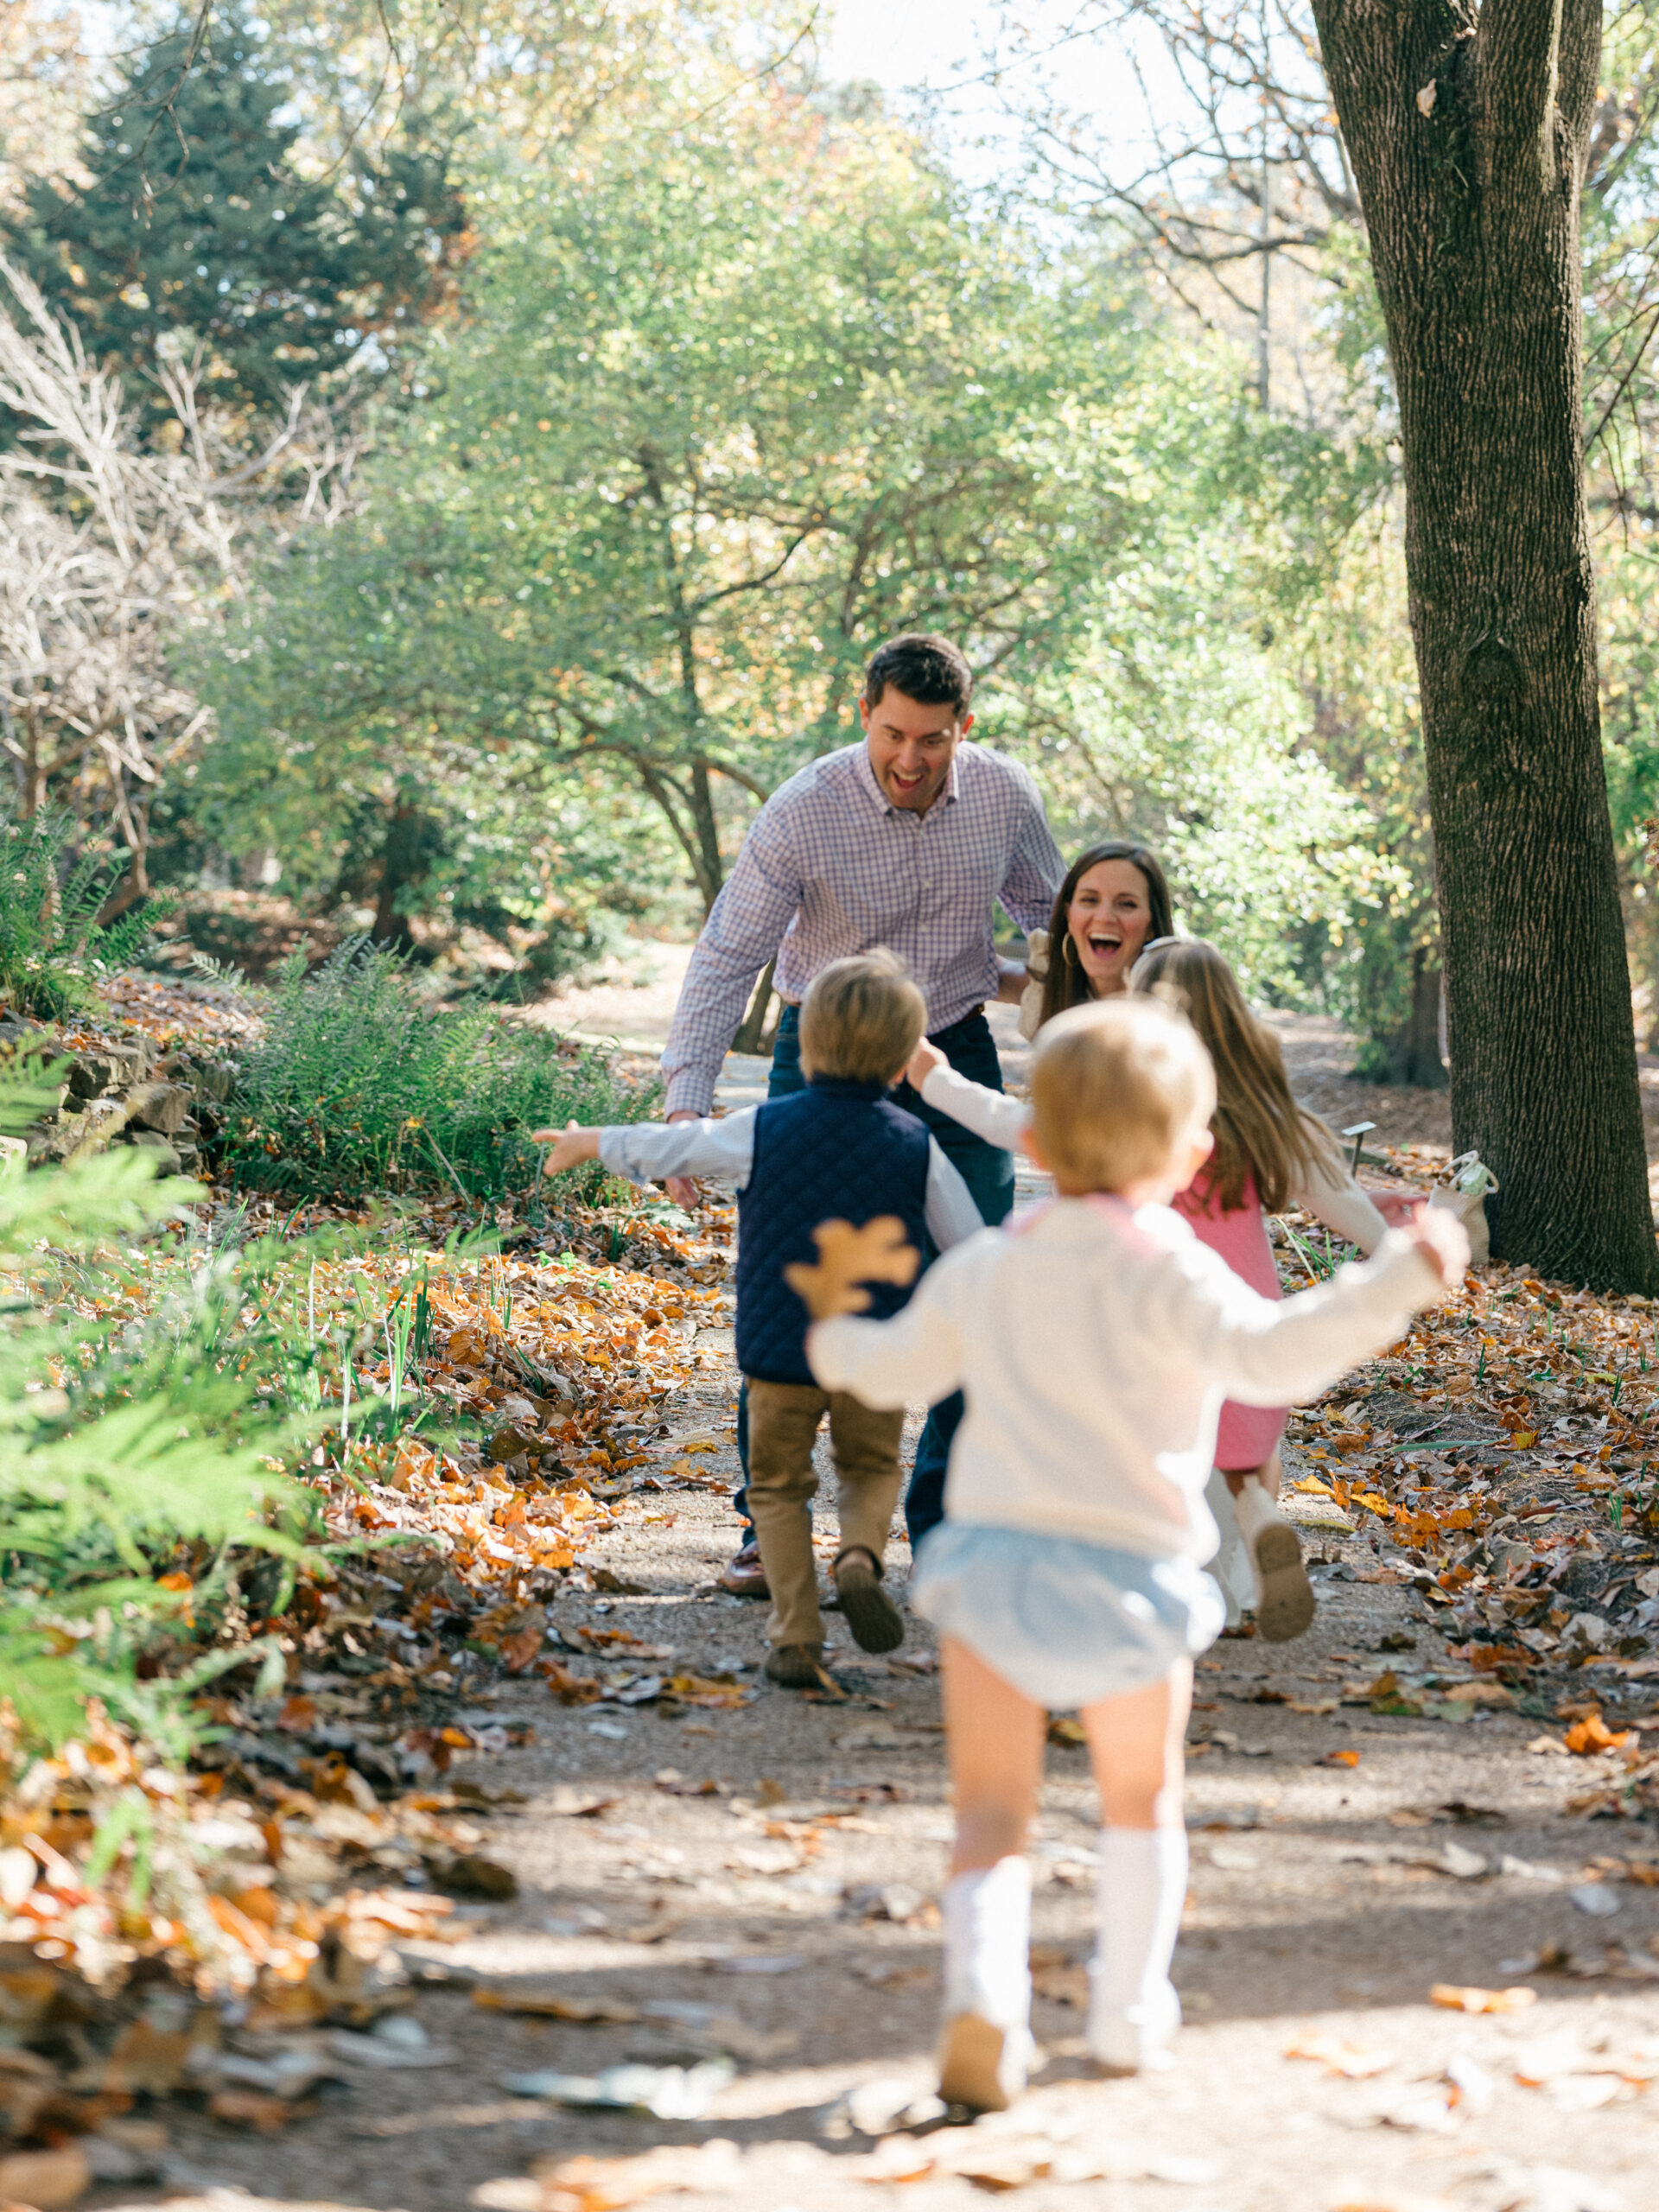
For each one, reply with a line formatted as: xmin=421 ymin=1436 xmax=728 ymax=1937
xmin=807 ymin=1197 xmax=1440 ymax=1562
xmin=920 ymin=1064 xmax=1390 ymax=1251
xmin=596 ymin=1108 xmax=984 ymax=1252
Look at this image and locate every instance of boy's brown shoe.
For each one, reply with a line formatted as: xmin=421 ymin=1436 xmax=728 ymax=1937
xmin=834 ymin=1547 xmax=904 ymax=1653
xmin=764 ymin=1642 xmax=825 ymax=1688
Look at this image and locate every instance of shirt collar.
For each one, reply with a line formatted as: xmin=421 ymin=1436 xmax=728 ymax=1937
xmin=854 ymin=739 xmax=964 ymax=819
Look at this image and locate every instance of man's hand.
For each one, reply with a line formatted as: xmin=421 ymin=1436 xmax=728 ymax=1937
xmin=664 ymin=1109 xmax=702 ymax=1211
xmin=785 ymin=1216 xmax=920 ymax=1320
xmin=994 ymin=956 xmax=1029 ymax=1006
xmin=1399 ymin=1204 xmax=1470 ymax=1291
xmin=905 ymin=1037 xmax=947 ymax=1093
xmin=529 ymin=1122 xmax=602 ymax=1174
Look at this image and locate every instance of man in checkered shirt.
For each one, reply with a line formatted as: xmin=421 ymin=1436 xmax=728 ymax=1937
xmin=660 ymin=633 xmax=1065 ymax=1594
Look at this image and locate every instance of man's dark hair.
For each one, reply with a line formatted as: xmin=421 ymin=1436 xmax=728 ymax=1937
xmin=861 ymin=634 xmax=974 ymax=716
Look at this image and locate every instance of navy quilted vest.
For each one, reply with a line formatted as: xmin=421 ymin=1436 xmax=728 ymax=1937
xmin=736 ymin=1077 xmax=931 ymax=1386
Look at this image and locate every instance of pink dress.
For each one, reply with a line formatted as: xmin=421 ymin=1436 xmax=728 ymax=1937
xmin=1173 ymin=1168 xmax=1285 ymax=1471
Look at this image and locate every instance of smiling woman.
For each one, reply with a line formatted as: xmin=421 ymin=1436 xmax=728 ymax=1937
xmin=1037 ymin=841 xmax=1174 ymax=1027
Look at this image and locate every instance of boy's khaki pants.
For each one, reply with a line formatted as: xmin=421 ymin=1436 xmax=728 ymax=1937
xmin=745 ymin=1378 xmax=906 ymax=1649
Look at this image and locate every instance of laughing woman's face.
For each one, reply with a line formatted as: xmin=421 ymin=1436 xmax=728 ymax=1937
xmin=1065 ymin=860 xmax=1154 ymax=996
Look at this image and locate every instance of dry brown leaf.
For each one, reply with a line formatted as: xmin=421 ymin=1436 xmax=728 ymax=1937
xmin=208 ymin=2088 xmax=305 ymax=2133
xmin=1566 ymin=1713 xmax=1635 ymax=1756
xmin=1284 ymin=2031 xmax=1396 ymax=2078
xmin=473 ymin=1991 xmax=641 ymax=2024
xmin=1428 ymin=1983 xmax=1537 ymax=2014
xmin=0 ymin=2145 xmax=91 ymax=2209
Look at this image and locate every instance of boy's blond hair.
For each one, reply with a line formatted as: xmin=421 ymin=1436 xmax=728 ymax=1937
xmin=798 ymin=952 xmax=927 ymax=1084
xmin=1032 ymin=996 xmax=1216 ymax=1192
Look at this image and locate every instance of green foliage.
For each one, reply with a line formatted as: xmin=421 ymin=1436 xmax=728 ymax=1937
xmin=0 ymin=1066 xmax=316 ymax=1750
xmin=199 ymin=88 xmax=1212 ymax=912
xmin=3 ymin=3 xmax=466 ymax=435
xmin=226 ymin=937 xmax=657 ymax=1201
xmin=1002 ymin=546 xmax=1403 ymax=1001
xmin=0 ymin=808 xmax=167 ymax=1018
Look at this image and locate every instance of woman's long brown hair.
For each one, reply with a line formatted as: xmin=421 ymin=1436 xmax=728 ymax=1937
xmin=1037 ymin=841 xmax=1175 ymax=1028
xmin=1130 ymin=938 xmax=1326 ymax=1212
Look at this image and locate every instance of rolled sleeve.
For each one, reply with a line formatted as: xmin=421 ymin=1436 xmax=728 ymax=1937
xmin=998 ymin=780 xmax=1065 ymax=941
xmin=661 ymin=819 xmax=804 ymax=1116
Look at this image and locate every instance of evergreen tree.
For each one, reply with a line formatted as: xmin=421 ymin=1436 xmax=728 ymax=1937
xmin=4 ymin=4 xmax=465 ymax=433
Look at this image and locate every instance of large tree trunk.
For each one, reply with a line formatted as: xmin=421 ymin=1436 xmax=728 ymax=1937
xmin=1309 ymin=0 xmax=1657 ymax=1289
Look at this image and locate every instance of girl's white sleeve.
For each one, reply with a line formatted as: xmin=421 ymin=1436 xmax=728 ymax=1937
xmin=1142 ymin=1232 xmax=1440 ymax=1408
xmin=920 ymin=1064 xmax=1032 ymax=1151
xmin=804 ymin=1257 xmax=970 ymax=1409
xmin=1288 ymin=1141 xmax=1389 ymax=1255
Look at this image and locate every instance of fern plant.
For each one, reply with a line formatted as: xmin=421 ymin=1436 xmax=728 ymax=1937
xmin=0 ymin=808 xmax=168 ymax=1019
xmin=0 ymin=1059 xmax=320 ymax=1747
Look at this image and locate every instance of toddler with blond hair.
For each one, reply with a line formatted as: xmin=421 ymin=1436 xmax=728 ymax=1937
xmin=798 ymin=994 xmax=1465 ymax=2107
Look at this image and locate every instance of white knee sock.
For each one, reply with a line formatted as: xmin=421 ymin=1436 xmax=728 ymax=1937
xmin=1204 ymin=1468 xmax=1254 ymax=1619
xmin=942 ymin=1856 xmax=1032 ymax=2030
xmin=1232 ymin=1478 xmax=1289 ymax=1546
xmin=1089 ymin=1826 xmax=1187 ymax=2068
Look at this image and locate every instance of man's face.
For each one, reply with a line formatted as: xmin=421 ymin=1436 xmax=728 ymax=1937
xmin=861 ymin=686 xmax=973 ymax=813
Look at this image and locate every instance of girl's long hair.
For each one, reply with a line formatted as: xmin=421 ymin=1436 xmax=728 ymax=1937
xmin=1131 ymin=937 xmax=1327 ymax=1212
xmin=1038 ymin=841 xmax=1175 ymax=1028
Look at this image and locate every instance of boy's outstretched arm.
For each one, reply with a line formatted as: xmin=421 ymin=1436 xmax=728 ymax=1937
xmin=531 ymin=1109 xmax=758 ymax=1189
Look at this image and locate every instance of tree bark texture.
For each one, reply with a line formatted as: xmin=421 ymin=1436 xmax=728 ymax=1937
xmin=1309 ymin=0 xmax=1658 ymax=1287
xmin=1378 ymin=949 xmax=1449 ymax=1089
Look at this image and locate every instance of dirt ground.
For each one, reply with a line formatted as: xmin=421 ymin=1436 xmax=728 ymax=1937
xmin=106 ymin=955 xmax=1659 ymax=2212
xmin=143 ymin=1360 xmax=1659 ymax=2212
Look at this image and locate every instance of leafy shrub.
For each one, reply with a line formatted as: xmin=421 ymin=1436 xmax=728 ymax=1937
xmin=227 ymin=938 xmax=658 ymax=1201
xmin=0 ymin=809 xmax=167 ymax=1019
xmin=0 ymin=1060 xmax=317 ymax=1748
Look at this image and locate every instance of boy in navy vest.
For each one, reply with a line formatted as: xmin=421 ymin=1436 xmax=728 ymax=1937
xmin=533 ymin=953 xmax=982 ymax=1686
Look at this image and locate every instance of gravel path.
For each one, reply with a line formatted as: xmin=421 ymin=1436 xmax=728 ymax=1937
xmin=116 ymin=963 xmax=1659 ymax=2212
xmin=143 ymin=1312 xmax=1659 ymax=2209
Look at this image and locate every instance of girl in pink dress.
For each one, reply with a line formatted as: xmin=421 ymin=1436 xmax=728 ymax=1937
xmin=908 ymin=935 xmax=1389 ymax=1642
xmin=1132 ymin=938 xmax=1388 ymax=1638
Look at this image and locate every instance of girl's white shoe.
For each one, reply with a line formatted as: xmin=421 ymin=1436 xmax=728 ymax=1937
xmin=938 ymin=1857 xmax=1033 ymax=2111
xmin=1087 ymin=1979 xmax=1180 ymax=2075
xmin=1203 ymin=1467 xmax=1253 ymax=1627
xmin=938 ymin=2013 xmax=1035 ymax=2110
xmin=1231 ymin=1478 xmax=1314 ymax=1642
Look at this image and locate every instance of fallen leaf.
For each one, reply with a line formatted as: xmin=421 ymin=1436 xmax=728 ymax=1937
xmin=474 ymin=1990 xmax=642 ymax=2024
xmin=0 ymin=2146 xmax=91 ymax=2209
xmin=1285 ymin=2031 xmax=1395 ymax=2078
xmin=207 ymin=2087 xmax=302 ymax=2132
xmin=1319 ymin=1749 xmax=1361 ymax=1768
xmin=439 ymin=1853 xmax=518 ymax=1900
xmin=1565 ymin=1713 xmax=1635 ymax=1756
xmin=1429 ymin=1983 xmax=1537 ymax=2014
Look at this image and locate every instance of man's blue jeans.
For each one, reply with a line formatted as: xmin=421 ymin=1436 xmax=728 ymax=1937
xmin=732 ymin=1005 xmax=1013 ymax=1548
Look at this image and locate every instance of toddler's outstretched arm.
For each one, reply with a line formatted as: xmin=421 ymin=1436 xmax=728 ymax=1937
xmin=1150 ymin=1213 xmax=1465 ymax=1409
xmin=807 ymin=1259 xmax=968 ymax=1411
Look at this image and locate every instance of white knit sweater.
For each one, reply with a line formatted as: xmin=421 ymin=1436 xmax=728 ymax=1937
xmin=808 ymin=1198 xmax=1440 ymax=1563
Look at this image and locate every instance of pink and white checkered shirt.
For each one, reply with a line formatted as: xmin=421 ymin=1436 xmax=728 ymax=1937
xmin=661 ymin=740 xmax=1064 ymax=1116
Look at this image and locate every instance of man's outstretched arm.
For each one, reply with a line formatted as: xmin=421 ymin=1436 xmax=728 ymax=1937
xmin=661 ymin=813 xmax=803 ymax=1119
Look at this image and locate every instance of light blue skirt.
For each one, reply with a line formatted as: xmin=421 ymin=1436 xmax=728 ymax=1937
xmin=912 ymin=1521 xmax=1225 ymax=1712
